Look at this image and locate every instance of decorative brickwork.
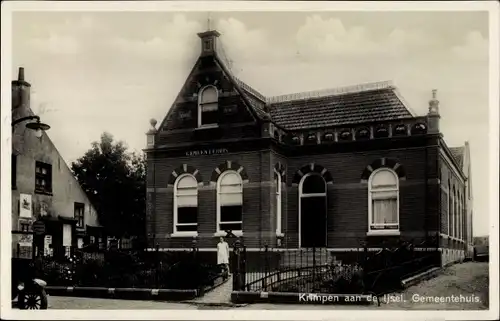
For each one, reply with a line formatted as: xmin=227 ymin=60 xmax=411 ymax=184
xmin=167 ymin=164 xmax=204 ymax=186
xmin=360 ymin=157 xmax=406 ymax=182
xmin=291 ymin=163 xmax=333 ymax=185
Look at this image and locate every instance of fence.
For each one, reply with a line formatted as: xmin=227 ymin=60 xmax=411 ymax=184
xmin=29 ymin=245 xmax=225 ymax=291
xmin=231 ymin=239 xmax=440 ymax=297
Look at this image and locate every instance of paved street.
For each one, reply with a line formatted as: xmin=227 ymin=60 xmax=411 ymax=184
xmin=45 ymin=262 xmax=488 ymax=310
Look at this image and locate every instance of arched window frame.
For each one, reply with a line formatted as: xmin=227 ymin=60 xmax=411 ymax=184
xmin=274 ymin=169 xmax=283 ymax=236
xmin=453 ymin=188 xmax=457 ymax=238
xmin=367 ymin=168 xmax=400 ymax=236
xmin=298 ymin=172 xmax=327 ymax=248
xmin=198 ymin=85 xmax=219 ymax=128
xmin=173 ymin=173 xmax=198 ymax=236
xmin=216 ymin=170 xmax=243 ymax=236
xmin=448 ymin=179 xmax=453 ymax=236
xmin=459 ymin=194 xmax=464 ymax=241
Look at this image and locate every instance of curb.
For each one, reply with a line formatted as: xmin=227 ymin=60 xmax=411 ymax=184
xmin=46 ymin=286 xmax=198 ymax=301
xmin=400 ymin=267 xmax=442 ymax=289
xmin=231 ymin=291 xmax=375 ymax=305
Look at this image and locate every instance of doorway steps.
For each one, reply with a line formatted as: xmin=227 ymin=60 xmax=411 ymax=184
xmin=280 ymin=248 xmax=330 ymax=269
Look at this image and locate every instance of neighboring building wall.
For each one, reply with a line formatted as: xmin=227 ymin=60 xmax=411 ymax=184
xmin=11 ymin=68 xmax=99 ymax=258
xmin=438 ymin=148 xmax=467 ymax=265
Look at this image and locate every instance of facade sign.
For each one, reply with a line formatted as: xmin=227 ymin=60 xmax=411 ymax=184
xmin=185 ymin=148 xmax=229 ymax=157
xmin=19 ymin=194 xmax=32 ymax=218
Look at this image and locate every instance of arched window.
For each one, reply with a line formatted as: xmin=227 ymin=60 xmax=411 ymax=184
xmin=460 ymin=194 xmax=464 ymax=240
xmin=453 ymin=188 xmax=457 ymax=238
xmin=448 ymin=180 xmax=453 ymax=236
xmin=173 ymin=174 xmax=198 ymax=235
xmin=198 ymin=86 xmax=218 ymax=127
xmin=368 ymin=168 xmax=399 ymax=232
xmin=274 ymin=170 xmax=282 ymax=235
xmin=217 ymin=171 xmax=243 ymax=234
xmin=299 ymin=173 xmax=327 ymax=248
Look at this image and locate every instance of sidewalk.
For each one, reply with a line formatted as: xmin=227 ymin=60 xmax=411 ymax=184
xmin=190 ymin=275 xmax=233 ymax=305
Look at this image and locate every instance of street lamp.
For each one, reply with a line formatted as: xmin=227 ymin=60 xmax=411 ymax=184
xmin=12 ymin=115 xmax=50 ymax=138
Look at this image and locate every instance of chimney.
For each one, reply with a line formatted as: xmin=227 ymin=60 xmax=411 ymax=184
xmin=12 ymin=67 xmax=31 ymax=112
xmin=197 ymin=30 xmax=220 ymax=57
xmin=427 ymin=89 xmax=440 ymax=134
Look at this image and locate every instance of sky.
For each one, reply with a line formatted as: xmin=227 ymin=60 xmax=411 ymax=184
xmin=10 ymin=9 xmax=490 ymax=236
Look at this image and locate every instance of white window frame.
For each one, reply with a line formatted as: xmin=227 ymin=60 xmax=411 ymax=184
xmin=172 ymin=173 xmax=198 ymax=237
xmin=298 ymin=172 xmax=327 ymax=248
xmin=450 ymin=188 xmax=455 ymax=238
xmin=446 ymin=180 xmax=453 ymax=236
xmin=367 ymin=168 xmax=400 ymax=236
xmin=215 ymin=170 xmax=243 ymax=237
xmin=459 ymin=195 xmax=463 ymax=240
xmin=197 ymin=85 xmax=219 ymax=128
xmin=274 ymin=169 xmax=283 ymax=236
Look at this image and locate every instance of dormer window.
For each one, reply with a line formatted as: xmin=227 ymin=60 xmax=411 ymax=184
xmin=198 ymin=85 xmax=219 ymax=127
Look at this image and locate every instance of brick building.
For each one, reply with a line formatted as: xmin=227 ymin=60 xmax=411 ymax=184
xmin=11 ymin=67 xmax=102 ymax=259
xmin=144 ymin=29 xmax=474 ymax=266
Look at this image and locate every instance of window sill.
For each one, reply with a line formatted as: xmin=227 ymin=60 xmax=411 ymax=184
xmin=213 ymin=231 xmax=243 ymax=237
xmin=35 ymin=190 xmax=53 ymax=196
xmin=170 ymin=232 xmax=198 ymax=238
xmin=367 ymin=230 xmax=401 ymax=236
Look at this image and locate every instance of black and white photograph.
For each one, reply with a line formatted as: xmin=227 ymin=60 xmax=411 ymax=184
xmin=1 ymin=1 xmax=498 ymax=320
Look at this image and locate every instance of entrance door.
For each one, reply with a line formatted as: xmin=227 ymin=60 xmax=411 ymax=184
xmin=299 ymin=174 xmax=327 ymax=248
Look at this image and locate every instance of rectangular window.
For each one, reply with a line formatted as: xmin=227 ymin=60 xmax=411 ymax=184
xmin=12 ymin=154 xmax=17 ymax=189
xmin=74 ymin=202 xmax=85 ymax=228
xmin=220 ymin=205 xmax=242 ymax=232
xmin=35 ymin=161 xmax=52 ymax=193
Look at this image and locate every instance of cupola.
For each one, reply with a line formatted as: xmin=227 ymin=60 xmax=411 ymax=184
xmin=197 ymin=30 xmax=220 ymax=57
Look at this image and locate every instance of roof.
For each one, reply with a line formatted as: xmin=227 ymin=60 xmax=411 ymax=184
xmin=449 ymin=146 xmax=465 ymax=169
xmin=213 ymin=33 xmax=415 ymax=130
xmin=269 ymin=86 xmax=413 ymax=130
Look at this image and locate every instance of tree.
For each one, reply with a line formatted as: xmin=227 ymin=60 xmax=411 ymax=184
xmin=71 ymin=132 xmax=146 ymax=238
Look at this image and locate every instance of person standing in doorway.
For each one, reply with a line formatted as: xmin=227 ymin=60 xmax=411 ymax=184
xmin=217 ymin=237 xmax=230 ymax=274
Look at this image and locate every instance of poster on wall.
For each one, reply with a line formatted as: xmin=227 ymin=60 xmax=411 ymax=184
xmin=18 ymin=234 xmax=33 ymax=247
xmin=63 ymin=224 xmax=72 ymax=247
xmin=19 ymin=194 xmax=32 ymax=218
xmin=44 ymin=235 xmax=53 ymax=257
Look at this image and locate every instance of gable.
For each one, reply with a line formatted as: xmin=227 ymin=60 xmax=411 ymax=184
xmin=159 ymin=55 xmax=261 ymax=132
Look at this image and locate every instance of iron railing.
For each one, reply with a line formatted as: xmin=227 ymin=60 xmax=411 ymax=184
xmin=30 ymin=245 xmax=225 ymax=290
xmin=232 ymin=239 xmax=440 ymax=298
